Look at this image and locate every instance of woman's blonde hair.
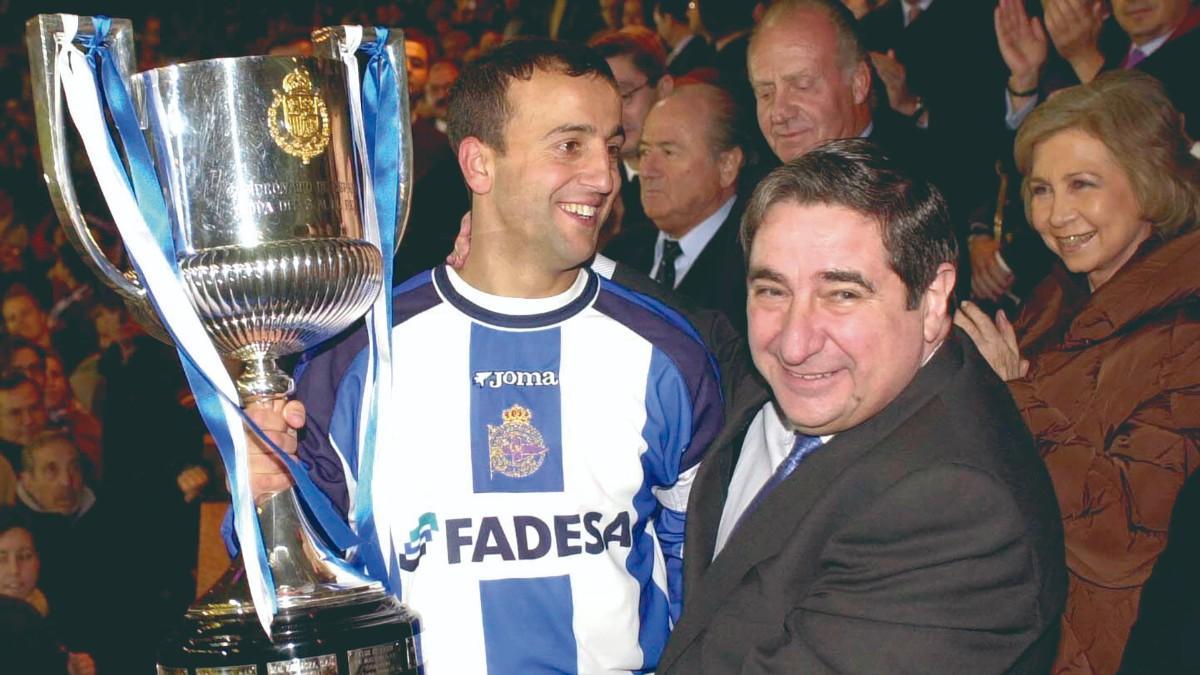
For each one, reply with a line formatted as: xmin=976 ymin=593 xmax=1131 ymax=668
xmin=1014 ymin=70 xmax=1200 ymax=240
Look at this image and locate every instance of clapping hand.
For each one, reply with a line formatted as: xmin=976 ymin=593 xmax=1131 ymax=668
xmin=955 ymin=301 xmax=1029 ymax=381
xmin=1043 ymin=0 xmax=1105 ymax=81
xmin=870 ymin=49 xmax=920 ymax=117
xmin=994 ymin=0 xmax=1048 ymax=94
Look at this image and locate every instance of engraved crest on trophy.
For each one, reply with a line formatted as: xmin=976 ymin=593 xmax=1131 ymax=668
xmin=269 ymin=68 xmax=332 ymax=165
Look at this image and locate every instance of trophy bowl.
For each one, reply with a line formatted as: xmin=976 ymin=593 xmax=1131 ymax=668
xmin=27 ymin=16 xmax=421 ymax=674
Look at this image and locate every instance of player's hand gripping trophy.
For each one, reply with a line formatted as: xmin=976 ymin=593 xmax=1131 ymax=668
xmin=27 ymin=14 xmax=421 ymax=674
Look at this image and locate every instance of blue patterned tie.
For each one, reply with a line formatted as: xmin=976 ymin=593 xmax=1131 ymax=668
xmin=732 ymin=433 xmax=824 ymax=535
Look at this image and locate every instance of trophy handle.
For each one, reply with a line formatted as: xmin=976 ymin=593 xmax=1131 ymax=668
xmin=312 ymin=25 xmax=413 ymax=254
xmin=26 ymin=15 xmax=149 ymax=306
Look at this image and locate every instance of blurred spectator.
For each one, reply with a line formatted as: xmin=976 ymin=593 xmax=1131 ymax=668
xmin=653 ymin=0 xmax=715 ymax=77
xmin=956 ymin=71 xmax=1200 ymax=675
xmin=0 ymin=339 xmax=99 ymax=481
xmin=12 ymin=434 xmax=105 ymax=671
xmin=624 ymin=0 xmax=648 ymax=26
xmin=0 ymin=509 xmax=95 ymax=675
xmin=405 ymin=28 xmax=436 ymax=108
xmin=0 ymin=373 xmax=47 ymax=474
xmin=3 ymin=284 xmax=50 ymax=351
xmin=441 ymin=29 xmax=474 ymax=63
xmin=419 ymin=60 xmax=461 ymax=133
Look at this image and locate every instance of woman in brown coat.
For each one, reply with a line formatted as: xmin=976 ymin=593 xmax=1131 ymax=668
xmin=956 ymin=71 xmax=1200 ymax=674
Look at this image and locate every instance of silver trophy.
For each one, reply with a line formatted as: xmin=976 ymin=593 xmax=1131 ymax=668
xmin=27 ymin=15 xmax=421 ymax=673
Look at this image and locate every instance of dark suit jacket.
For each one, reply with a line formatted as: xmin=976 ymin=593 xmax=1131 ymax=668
xmin=659 ymin=329 xmax=1067 ymax=673
xmin=667 ymin=34 xmax=717 ymax=78
xmin=605 ymin=198 xmax=747 ymax=334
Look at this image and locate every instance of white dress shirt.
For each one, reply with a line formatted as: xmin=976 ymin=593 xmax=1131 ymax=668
xmin=650 ymin=195 xmax=736 ymax=289
xmin=713 ymin=403 xmax=833 ymax=557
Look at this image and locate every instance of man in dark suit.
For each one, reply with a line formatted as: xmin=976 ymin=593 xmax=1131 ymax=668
xmin=606 ymin=83 xmax=749 ymax=333
xmin=653 ymin=0 xmax=715 ymax=77
xmin=748 ymin=0 xmax=923 ymax=164
xmin=658 ymin=139 xmax=1067 ymax=673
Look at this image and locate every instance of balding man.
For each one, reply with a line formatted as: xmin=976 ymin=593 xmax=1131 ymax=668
xmin=749 ymin=0 xmax=920 ymax=164
xmin=608 ymin=84 xmax=749 ymax=332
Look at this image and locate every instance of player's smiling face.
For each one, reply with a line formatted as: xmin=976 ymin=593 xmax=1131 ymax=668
xmin=490 ymin=69 xmax=623 ymax=273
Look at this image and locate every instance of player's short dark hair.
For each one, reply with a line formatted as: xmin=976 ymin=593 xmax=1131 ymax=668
xmin=741 ymin=139 xmax=957 ymax=310
xmin=447 ymin=38 xmax=616 ymax=154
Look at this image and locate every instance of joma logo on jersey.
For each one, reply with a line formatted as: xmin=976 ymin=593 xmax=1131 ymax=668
xmin=473 ymin=370 xmax=560 ymax=388
xmin=445 ymin=511 xmax=632 ymax=564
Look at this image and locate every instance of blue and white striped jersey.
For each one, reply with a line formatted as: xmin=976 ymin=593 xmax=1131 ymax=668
xmin=295 ymin=265 xmax=723 ymax=673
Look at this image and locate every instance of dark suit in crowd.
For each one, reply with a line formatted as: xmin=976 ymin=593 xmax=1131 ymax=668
xmin=607 ymin=199 xmax=747 ymax=334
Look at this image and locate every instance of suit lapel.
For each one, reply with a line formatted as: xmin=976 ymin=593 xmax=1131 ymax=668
xmin=676 ymin=202 xmax=743 ymax=298
xmin=662 ymin=333 xmax=968 ymax=668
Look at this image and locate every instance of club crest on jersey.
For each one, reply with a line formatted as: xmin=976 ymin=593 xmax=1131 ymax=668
xmin=473 ymin=370 xmax=560 ymax=389
xmin=487 ymin=404 xmax=549 ymax=479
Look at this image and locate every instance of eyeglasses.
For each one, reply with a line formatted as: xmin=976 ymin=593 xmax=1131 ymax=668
xmin=620 ymin=80 xmax=651 ymax=103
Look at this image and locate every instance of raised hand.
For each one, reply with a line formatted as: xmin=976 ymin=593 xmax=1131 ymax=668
xmin=994 ymin=0 xmax=1048 ymax=92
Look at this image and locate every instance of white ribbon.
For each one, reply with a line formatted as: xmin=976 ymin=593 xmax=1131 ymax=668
xmin=54 ymin=15 xmax=278 ymax=636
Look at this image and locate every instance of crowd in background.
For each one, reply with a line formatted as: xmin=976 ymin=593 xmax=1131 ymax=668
xmin=0 ymin=0 xmax=1197 ymax=672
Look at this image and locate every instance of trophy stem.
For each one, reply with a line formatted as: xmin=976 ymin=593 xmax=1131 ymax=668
xmin=236 ymin=352 xmax=294 ymax=403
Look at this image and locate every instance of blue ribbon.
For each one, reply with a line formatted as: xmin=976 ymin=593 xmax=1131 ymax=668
xmin=349 ymin=27 xmax=401 ymax=592
xmin=76 ymin=19 xmax=358 ymax=591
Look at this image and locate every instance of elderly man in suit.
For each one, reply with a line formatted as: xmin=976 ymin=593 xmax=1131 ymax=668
xmin=658 ymin=139 xmax=1067 ymax=673
xmin=749 ymin=0 xmax=921 ymax=164
xmin=606 ymin=83 xmax=749 ymax=333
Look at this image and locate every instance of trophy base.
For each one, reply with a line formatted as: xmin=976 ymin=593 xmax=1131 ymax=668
xmin=156 ymin=490 xmax=422 ymax=674
xmin=155 ymin=586 xmax=421 ymax=674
